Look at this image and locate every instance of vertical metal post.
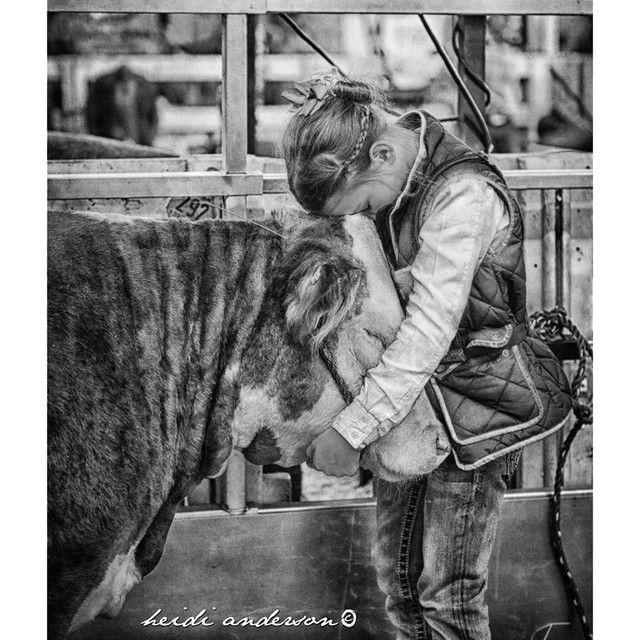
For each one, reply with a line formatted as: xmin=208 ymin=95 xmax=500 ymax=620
xmin=60 ymin=58 xmax=84 ymax=133
xmin=541 ymin=190 xmax=557 ymax=310
xmin=455 ymin=15 xmax=486 ymax=149
xmin=222 ymin=14 xmax=248 ymax=217
xmin=560 ymin=190 xmax=572 ymax=312
xmin=224 ymin=450 xmax=247 ymax=515
xmin=541 ymin=189 xmax=573 ymax=487
xmin=554 ymin=189 xmax=573 ymax=484
xmin=541 ymin=189 xmax=558 ymax=487
xmin=554 ymin=190 xmax=565 ymax=306
xmin=543 ymin=15 xmax=558 ymax=57
xmin=220 ymin=13 xmax=248 ymax=514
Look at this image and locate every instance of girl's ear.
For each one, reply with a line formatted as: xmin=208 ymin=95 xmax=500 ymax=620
xmin=369 ymin=141 xmax=396 ymax=167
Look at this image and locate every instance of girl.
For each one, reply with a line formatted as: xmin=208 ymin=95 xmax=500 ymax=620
xmin=281 ymin=70 xmax=572 ymax=640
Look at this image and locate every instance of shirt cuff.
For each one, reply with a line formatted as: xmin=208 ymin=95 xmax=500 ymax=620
xmin=331 ymin=400 xmax=381 ymax=450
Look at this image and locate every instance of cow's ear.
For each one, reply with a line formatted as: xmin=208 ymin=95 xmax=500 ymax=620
xmin=283 ymin=247 xmax=365 ymax=351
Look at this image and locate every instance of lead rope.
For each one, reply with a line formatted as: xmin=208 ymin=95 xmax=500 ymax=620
xmin=530 ymin=307 xmax=593 ymax=640
xmin=318 ymin=345 xmax=354 ymax=405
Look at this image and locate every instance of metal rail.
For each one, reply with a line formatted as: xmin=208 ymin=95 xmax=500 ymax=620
xmin=48 ymin=0 xmax=593 ymax=16
xmin=47 ymin=53 xmax=344 ymax=83
xmin=264 ymin=169 xmax=594 ymax=193
xmin=47 ymin=168 xmax=593 ymax=199
xmin=175 ymin=488 xmax=593 ymax=518
xmin=47 ymin=171 xmax=264 ymax=199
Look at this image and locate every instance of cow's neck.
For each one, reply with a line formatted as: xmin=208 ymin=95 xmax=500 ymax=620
xmin=181 ymin=222 xmax=286 ymax=481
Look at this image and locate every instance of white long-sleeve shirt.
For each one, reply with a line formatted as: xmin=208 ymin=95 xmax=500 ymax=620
xmin=332 ymin=111 xmax=509 ymax=450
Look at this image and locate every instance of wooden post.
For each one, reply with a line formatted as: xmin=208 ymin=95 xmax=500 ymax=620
xmin=455 ymin=15 xmax=486 ymax=149
xmin=222 ymin=14 xmax=248 ymax=217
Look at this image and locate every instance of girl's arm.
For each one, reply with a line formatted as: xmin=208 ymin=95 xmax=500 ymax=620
xmin=331 ymin=176 xmax=509 ymax=450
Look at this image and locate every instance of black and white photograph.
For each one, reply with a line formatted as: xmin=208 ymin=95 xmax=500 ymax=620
xmin=37 ymin=1 xmax=598 ymax=638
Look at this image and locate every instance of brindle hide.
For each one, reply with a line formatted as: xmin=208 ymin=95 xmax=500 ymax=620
xmin=48 ymin=210 xmax=448 ymax=639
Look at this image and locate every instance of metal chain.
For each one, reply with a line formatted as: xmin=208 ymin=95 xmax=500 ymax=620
xmin=530 ymin=306 xmax=593 ymax=640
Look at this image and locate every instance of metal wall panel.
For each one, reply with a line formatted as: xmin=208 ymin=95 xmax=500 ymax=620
xmin=73 ymin=491 xmax=592 ymax=640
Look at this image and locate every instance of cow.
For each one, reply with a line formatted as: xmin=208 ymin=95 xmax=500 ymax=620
xmin=85 ymin=66 xmax=159 ymax=147
xmin=47 ymin=131 xmax=174 ymax=161
xmin=537 ymin=108 xmax=592 ymax=152
xmin=48 ymin=209 xmax=448 ymax=638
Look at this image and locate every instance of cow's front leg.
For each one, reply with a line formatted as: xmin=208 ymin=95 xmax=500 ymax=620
xmin=68 ymin=545 xmax=142 ymax=633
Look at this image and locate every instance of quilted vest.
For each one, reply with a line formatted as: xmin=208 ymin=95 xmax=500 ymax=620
xmin=375 ymin=112 xmax=573 ymax=469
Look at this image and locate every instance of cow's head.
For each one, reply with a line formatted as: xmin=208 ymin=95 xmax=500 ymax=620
xmin=232 ymin=213 xmax=450 ymax=481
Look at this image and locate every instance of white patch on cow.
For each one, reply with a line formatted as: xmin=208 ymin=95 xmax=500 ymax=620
xmin=360 ymin=391 xmax=451 ymax=481
xmin=231 ymin=383 xmax=344 ymax=467
xmin=69 ymin=545 xmax=141 ymax=633
xmin=342 ymin=215 xmax=404 ymax=341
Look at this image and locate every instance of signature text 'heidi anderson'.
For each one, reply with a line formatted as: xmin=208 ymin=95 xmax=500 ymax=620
xmin=141 ymin=607 xmax=358 ymax=629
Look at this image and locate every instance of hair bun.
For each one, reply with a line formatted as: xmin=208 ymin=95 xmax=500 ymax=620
xmin=331 ymin=80 xmax=375 ymax=105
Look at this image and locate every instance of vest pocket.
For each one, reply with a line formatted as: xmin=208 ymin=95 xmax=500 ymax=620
xmin=428 ymin=344 xmax=544 ymax=446
xmin=465 ymin=324 xmax=513 ymax=349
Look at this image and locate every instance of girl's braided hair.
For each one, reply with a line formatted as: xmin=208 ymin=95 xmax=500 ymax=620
xmin=281 ymin=73 xmax=392 ymax=214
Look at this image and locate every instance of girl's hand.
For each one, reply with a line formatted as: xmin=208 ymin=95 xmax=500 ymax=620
xmin=305 ymin=428 xmax=360 ymax=477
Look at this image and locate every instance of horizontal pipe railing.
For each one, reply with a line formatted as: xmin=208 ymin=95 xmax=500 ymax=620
xmin=264 ymin=169 xmax=594 ymax=193
xmin=177 ymin=488 xmax=594 ymax=518
xmin=47 ymin=168 xmax=593 ymax=200
xmin=47 ymin=53 xmax=345 ymax=83
xmin=48 ymin=171 xmax=264 ymax=199
xmin=47 ymin=0 xmax=593 ymax=16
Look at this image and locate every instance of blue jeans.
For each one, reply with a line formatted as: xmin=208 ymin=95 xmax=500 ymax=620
xmin=373 ymin=452 xmax=521 ymax=640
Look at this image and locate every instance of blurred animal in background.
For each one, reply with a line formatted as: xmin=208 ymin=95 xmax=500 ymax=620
xmin=538 ymin=66 xmax=592 ymax=151
xmin=86 ymin=65 xmax=159 ymax=147
xmin=47 ymin=131 xmax=175 ymax=160
xmin=537 ymin=108 xmax=592 ymax=151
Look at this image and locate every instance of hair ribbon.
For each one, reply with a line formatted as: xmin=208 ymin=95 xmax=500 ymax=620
xmin=281 ymin=69 xmax=342 ymax=116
